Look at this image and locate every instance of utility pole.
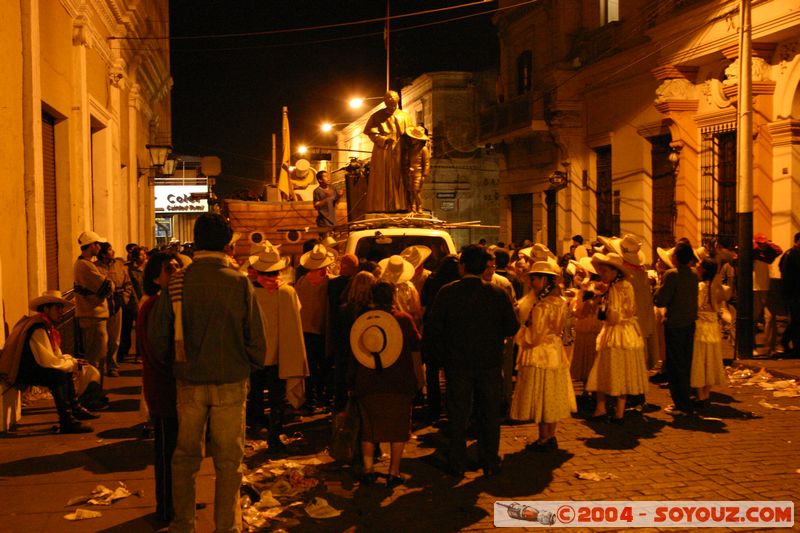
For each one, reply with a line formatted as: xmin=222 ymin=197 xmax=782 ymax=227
xmin=735 ymin=0 xmax=753 ymax=359
xmin=385 ymin=0 xmax=390 ymax=92
xmin=271 ymin=133 xmax=277 ymax=184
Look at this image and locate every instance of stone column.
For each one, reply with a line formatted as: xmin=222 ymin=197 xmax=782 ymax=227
xmin=21 ymin=0 xmax=45 ymax=300
xmin=767 ymin=120 xmax=800 ymax=247
xmin=71 ymin=13 xmax=91 ymax=236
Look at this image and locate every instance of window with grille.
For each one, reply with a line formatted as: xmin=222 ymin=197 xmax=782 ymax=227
xmin=700 ymin=124 xmax=737 ymax=248
xmin=595 ymin=145 xmax=616 ymax=237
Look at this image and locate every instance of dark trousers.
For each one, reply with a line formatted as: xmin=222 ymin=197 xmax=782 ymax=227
xmin=119 ymin=306 xmax=135 ymax=360
xmin=664 ymin=325 xmax=695 ymax=412
xmin=444 ymin=366 xmax=502 ymax=471
xmin=785 ymin=300 xmax=800 ymax=354
xmin=304 ymin=333 xmax=330 ymax=406
xmin=19 ymin=367 xmax=76 ymax=426
xmin=247 ymin=366 xmax=286 ymax=444
xmin=425 ymin=362 xmax=442 ymax=420
xmin=152 ymin=415 xmax=178 ymax=522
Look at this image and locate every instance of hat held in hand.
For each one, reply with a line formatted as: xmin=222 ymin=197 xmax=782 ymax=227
xmin=349 ymin=310 xmax=403 ymax=371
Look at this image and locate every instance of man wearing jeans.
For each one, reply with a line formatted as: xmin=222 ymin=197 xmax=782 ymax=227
xmin=149 ymin=213 xmax=266 ymax=532
xmin=654 ymin=241 xmax=699 ymax=416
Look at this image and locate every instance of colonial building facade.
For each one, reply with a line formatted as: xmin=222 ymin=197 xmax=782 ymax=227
xmin=336 ymin=71 xmax=502 ymax=248
xmin=0 ymin=0 xmax=171 ymax=337
xmin=485 ymin=0 xmax=800 ymax=261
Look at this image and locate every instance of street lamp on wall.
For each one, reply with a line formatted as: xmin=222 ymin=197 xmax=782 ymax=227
xmin=548 ymin=170 xmax=568 ymax=190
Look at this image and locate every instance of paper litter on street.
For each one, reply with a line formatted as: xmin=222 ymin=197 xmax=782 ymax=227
xmin=305 ymin=497 xmax=342 ymax=519
xmin=758 ymin=399 xmax=800 ymax=411
xmin=575 ymin=471 xmax=618 ymax=481
xmin=67 ymin=482 xmax=138 ymax=507
xmin=64 ymin=508 xmax=102 ymax=521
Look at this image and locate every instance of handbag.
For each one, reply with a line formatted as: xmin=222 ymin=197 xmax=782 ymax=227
xmin=330 ymin=398 xmax=360 ymax=463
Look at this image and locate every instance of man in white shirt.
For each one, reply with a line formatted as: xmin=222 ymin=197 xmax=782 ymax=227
xmin=8 ymin=291 xmax=98 ymax=433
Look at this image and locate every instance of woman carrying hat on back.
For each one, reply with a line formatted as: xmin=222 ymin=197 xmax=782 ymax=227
xmin=570 ymin=257 xmax=603 ymax=387
xmin=510 ymin=258 xmax=576 ymax=451
xmin=585 ymin=253 xmax=649 ymax=424
xmin=351 ymin=282 xmax=421 ymax=488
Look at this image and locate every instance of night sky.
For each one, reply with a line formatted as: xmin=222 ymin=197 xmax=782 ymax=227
xmin=168 ymin=0 xmax=499 ymax=196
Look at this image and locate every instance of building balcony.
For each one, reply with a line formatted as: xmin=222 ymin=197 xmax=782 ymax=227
xmin=479 ymin=92 xmax=546 ymax=143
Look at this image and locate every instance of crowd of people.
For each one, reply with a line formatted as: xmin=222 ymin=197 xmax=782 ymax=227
xmin=2 ymin=212 xmax=800 ymax=531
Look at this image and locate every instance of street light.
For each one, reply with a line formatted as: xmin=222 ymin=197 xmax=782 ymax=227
xmin=297 ymin=145 xmax=308 ymax=155
xmin=321 ymin=122 xmax=334 ymax=133
xmin=348 ymin=96 xmax=383 ymax=109
xmin=146 ymin=144 xmax=172 ymax=170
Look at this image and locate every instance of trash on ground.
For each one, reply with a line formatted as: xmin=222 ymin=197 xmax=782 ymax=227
xmin=64 ymin=508 xmax=102 ymax=521
xmin=757 ymin=379 xmax=796 ymax=390
xmin=67 ymin=482 xmax=137 ymax=507
xmin=279 ymin=432 xmax=305 ymax=446
xmin=758 ymin=399 xmax=800 ymax=411
xmin=256 ymin=490 xmax=280 ymax=509
xmin=774 ymin=388 xmax=800 ymax=398
xmin=305 ymin=497 xmax=341 ymax=519
xmin=576 ymin=471 xmax=618 ymax=481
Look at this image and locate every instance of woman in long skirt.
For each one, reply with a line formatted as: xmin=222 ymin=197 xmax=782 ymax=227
xmin=510 ymin=258 xmax=576 ymax=450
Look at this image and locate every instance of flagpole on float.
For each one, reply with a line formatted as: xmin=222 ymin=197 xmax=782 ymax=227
xmin=385 ymin=0 xmax=390 ymax=92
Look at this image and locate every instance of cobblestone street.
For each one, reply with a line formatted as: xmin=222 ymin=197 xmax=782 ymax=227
xmin=0 ymin=359 xmax=798 ymax=532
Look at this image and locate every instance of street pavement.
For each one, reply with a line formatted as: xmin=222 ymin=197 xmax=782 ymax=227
xmin=1 ymin=358 xmax=799 ymax=532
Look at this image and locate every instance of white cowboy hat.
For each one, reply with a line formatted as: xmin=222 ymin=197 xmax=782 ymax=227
xmin=378 ymin=255 xmax=414 ymax=284
xmin=517 ymin=246 xmax=533 ymax=260
xmin=400 ymin=245 xmax=432 ymax=270
xmin=77 ymin=231 xmax=107 ymax=247
xmin=528 ymin=257 xmax=560 ymax=277
xmin=578 ymin=256 xmax=598 ymax=276
xmin=657 ymin=246 xmax=674 ymax=267
xmin=591 ymin=252 xmax=626 ymax=272
xmin=251 ymin=242 xmax=287 ymax=273
xmin=30 ymin=290 xmax=73 ymax=311
xmin=566 ymin=260 xmax=579 ymax=277
xmin=300 ymin=244 xmax=335 ymax=270
xmin=531 ymin=243 xmax=556 ymax=261
xmin=349 ymin=310 xmax=403 ymax=370
xmin=600 ymin=234 xmax=646 ymax=267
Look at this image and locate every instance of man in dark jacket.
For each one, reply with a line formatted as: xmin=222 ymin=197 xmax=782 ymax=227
xmin=780 ymin=232 xmax=800 ymax=357
xmin=654 ymin=241 xmax=699 ymax=415
xmin=149 ymin=213 xmax=266 ymax=533
xmin=424 ymin=245 xmax=519 ymax=477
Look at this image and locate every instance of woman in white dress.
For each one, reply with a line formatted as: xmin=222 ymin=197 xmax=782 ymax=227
xmin=585 ymin=253 xmax=649 ymax=424
xmin=691 ymin=258 xmax=727 ymax=406
xmin=510 ymin=258 xmax=576 ymax=451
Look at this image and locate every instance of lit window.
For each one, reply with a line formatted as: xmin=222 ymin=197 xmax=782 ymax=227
xmin=600 ymin=0 xmax=619 ymax=24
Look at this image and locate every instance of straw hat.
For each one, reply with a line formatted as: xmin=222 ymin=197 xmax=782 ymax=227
xmin=531 ymin=243 xmax=556 ymax=261
xmin=591 ymin=252 xmax=626 ymax=271
xmin=349 ymin=310 xmax=403 ymax=370
xmin=300 ymin=244 xmax=335 ymax=270
xmin=600 ymin=234 xmax=645 ymax=266
xmin=657 ymin=246 xmax=674 ymax=267
xmin=378 ymin=255 xmax=414 ymax=284
xmin=578 ymin=256 xmax=598 ymax=275
xmin=30 ymin=290 xmax=72 ymax=311
xmin=406 ymin=126 xmax=429 ymax=142
xmin=566 ymin=260 xmax=579 ymax=277
xmin=528 ymin=257 xmax=560 ymax=277
xmin=400 ymin=245 xmax=432 ymax=270
xmin=251 ymin=242 xmax=287 ymax=273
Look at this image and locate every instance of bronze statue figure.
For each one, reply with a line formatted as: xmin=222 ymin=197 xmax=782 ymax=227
xmin=364 ymin=91 xmax=411 ymax=213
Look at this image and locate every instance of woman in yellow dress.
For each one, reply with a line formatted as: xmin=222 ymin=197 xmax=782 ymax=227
xmin=691 ymin=258 xmax=727 ymax=407
xmin=510 ymin=258 xmax=576 ymax=451
xmin=586 ymin=253 xmax=649 ymax=424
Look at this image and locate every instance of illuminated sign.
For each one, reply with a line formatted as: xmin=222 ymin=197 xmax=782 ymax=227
xmin=154 ymin=185 xmax=209 ymax=213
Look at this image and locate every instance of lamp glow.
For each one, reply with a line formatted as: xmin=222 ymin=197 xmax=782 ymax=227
xmin=348 ymin=98 xmax=365 ymax=109
xmin=297 ymin=145 xmax=308 ymax=155
xmin=321 ymin=122 xmax=333 ymax=132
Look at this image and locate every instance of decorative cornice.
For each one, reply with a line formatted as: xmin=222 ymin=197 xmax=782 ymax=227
xmin=694 ymin=109 xmax=738 ymax=129
xmin=721 ymin=81 xmax=777 ymax=101
xmin=636 ymin=121 xmax=670 ymax=139
xmin=655 ymin=100 xmax=699 ymax=113
xmin=721 ymin=42 xmax=778 ymax=60
xmin=767 ymin=119 xmax=800 ymax=146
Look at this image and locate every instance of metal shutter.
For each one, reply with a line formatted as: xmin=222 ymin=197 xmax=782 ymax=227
xmin=42 ymin=112 xmax=59 ymax=289
xmin=510 ymin=193 xmax=533 ymax=245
